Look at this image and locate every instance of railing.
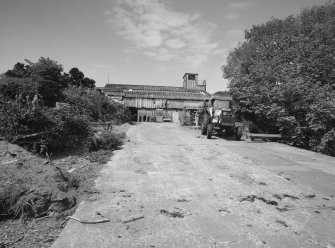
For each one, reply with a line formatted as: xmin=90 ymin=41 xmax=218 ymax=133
xmin=197 ymin=80 xmax=206 ymax=86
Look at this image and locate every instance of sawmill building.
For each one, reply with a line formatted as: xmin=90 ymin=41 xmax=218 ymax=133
xmin=99 ymin=73 xmax=211 ymax=123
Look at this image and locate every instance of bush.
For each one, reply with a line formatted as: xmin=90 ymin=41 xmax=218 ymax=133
xmin=91 ymin=131 xmax=125 ymax=151
xmin=88 ymin=150 xmax=112 ymax=164
xmin=0 ymin=58 xmax=131 ymax=156
xmin=0 ymin=77 xmax=38 ymax=101
xmin=44 ymin=108 xmax=92 ymax=154
xmin=62 ymin=86 xmax=131 ymax=123
xmin=319 ymin=130 xmax=335 ymax=156
xmin=0 ymin=99 xmax=52 ymax=140
xmin=0 ymin=98 xmax=92 ymax=155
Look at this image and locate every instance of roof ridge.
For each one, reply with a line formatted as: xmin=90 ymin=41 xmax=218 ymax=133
xmin=105 ymin=84 xmax=183 ymax=88
xmin=121 ymin=90 xmax=210 ymax=100
xmin=122 ymin=89 xmax=208 ymax=93
xmin=104 ymin=84 xmax=206 ymax=93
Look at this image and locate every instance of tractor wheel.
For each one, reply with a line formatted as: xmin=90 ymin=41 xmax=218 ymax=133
xmin=201 ymin=114 xmax=209 ymax=135
xmin=234 ymin=126 xmax=243 ymax=140
xmin=225 ymin=128 xmax=234 ymax=137
xmin=207 ymin=124 xmax=213 ymax=139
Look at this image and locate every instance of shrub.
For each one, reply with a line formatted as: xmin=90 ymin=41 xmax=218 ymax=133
xmin=319 ymin=130 xmax=335 ymax=156
xmin=0 ymin=77 xmax=38 ymax=101
xmin=88 ymin=150 xmax=112 ymax=164
xmin=62 ymin=86 xmax=131 ymax=123
xmin=0 ymin=98 xmax=92 ymax=155
xmin=44 ymin=109 xmax=92 ymax=154
xmin=0 ymin=98 xmax=52 ymax=140
xmin=1 ymin=58 xmax=131 ymax=156
xmin=91 ymin=131 xmax=125 ymax=151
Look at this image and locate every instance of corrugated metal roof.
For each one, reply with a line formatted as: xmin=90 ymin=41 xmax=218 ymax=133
xmin=212 ymin=91 xmax=232 ymax=101
xmin=105 ymin=91 xmax=124 ymax=97
xmin=123 ymin=90 xmax=210 ymax=100
xmin=183 ymin=101 xmax=203 ymax=109
xmin=105 ymin=84 xmax=191 ymax=92
xmin=183 ymin=73 xmax=198 ymax=78
xmin=212 ymin=95 xmax=232 ymax=101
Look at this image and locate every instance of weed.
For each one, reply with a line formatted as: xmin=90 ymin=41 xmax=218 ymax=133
xmin=88 ymin=150 xmax=111 ymax=164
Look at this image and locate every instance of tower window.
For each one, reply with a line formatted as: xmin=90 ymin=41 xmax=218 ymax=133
xmin=188 ymin=75 xmax=195 ymax=80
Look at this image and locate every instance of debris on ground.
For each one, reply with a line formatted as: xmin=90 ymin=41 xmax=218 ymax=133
xmin=276 ymin=207 xmax=291 ymax=212
xmin=304 ymin=194 xmax=316 ymax=199
xmin=159 ymin=209 xmax=184 ymax=218
xmin=0 ymin=141 xmax=79 ymax=220
xmin=218 ymin=208 xmax=230 ymax=213
xmin=276 ymin=219 xmax=289 ymax=227
xmin=134 ymin=169 xmax=147 ymax=174
xmin=239 ymin=195 xmax=278 ymax=206
xmin=121 ymin=215 xmax=145 ymax=224
xmin=68 ymin=215 xmax=110 ymax=224
xmin=273 ymin=194 xmax=299 ymax=200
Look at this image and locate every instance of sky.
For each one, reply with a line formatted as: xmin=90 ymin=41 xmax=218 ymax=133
xmin=0 ymin=0 xmax=329 ymax=93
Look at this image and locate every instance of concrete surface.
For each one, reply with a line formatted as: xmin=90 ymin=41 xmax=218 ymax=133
xmin=52 ymin=123 xmax=335 ymax=248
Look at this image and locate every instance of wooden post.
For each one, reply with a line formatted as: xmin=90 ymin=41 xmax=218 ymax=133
xmin=195 ymin=112 xmax=199 ymax=129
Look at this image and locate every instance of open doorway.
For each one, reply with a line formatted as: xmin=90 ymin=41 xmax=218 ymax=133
xmin=128 ymin=107 xmax=138 ymax=121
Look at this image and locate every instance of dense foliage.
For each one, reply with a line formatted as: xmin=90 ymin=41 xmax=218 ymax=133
xmin=0 ymin=57 xmax=131 ymax=155
xmin=222 ymin=1 xmax=335 ymax=156
xmin=62 ymin=86 xmax=131 ymax=123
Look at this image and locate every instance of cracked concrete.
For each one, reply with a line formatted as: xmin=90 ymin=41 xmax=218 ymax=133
xmin=52 ymin=123 xmax=335 ymax=248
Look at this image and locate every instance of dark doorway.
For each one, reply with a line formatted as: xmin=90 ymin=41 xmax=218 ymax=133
xmin=128 ymin=107 xmax=138 ymax=121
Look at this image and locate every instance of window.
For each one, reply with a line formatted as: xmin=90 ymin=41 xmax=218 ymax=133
xmin=188 ymin=75 xmax=195 ymax=80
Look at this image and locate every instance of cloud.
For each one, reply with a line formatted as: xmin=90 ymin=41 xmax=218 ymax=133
xmin=226 ymin=28 xmax=245 ymax=46
xmin=93 ymin=64 xmax=111 ymax=68
xmin=165 ymin=38 xmax=185 ymax=49
xmin=107 ymin=0 xmax=220 ymax=67
xmin=228 ymin=2 xmax=251 ymax=9
xmin=226 ymin=28 xmax=244 ymax=38
xmin=224 ymin=12 xmax=240 ymax=20
xmin=224 ymin=1 xmax=251 ymax=20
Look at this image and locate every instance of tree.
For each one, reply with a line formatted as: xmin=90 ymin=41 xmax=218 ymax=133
xmin=81 ymin=77 xmax=95 ymax=88
xmin=68 ymin=68 xmax=95 ymax=88
xmin=222 ymin=1 xmax=335 ymax=156
xmin=1 ymin=57 xmax=68 ymax=106
xmin=5 ymin=63 xmax=31 ymax=78
xmin=69 ymin=68 xmax=84 ymax=87
xmin=28 ymin=57 xmax=68 ymax=106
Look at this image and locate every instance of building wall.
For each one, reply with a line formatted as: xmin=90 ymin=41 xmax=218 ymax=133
xmin=128 ymin=97 xmax=204 ymax=123
xmin=137 ymin=109 xmax=180 ymax=119
xmin=124 ymin=98 xmax=203 ymax=110
xmin=137 ymin=108 xmax=193 ymax=124
xmin=183 ymin=74 xmax=206 ymax=92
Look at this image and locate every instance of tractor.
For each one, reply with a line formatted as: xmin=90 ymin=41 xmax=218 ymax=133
xmin=200 ymin=96 xmax=243 ymax=140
